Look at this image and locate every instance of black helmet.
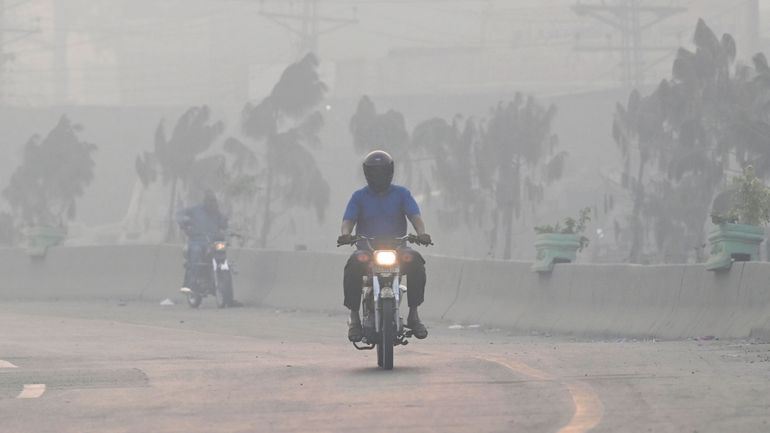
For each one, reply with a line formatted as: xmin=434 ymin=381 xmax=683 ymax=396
xmin=363 ymin=150 xmax=394 ymax=193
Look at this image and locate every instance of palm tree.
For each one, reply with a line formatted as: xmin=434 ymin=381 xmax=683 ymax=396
xmin=3 ymin=116 xmax=97 ymax=228
xmin=727 ymin=53 xmax=770 ymax=176
xmin=349 ymin=96 xmax=410 ymax=155
xmin=219 ymin=138 xmax=260 ymax=245
xmin=613 ymin=20 xmax=745 ymax=262
xmin=476 ymin=94 xmax=563 ymax=260
xmin=348 ymin=96 xmax=422 ymax=188
xmin=612 ymin=88 xmax=666 ymax=262
xmin=153 ymin=106 xmax=225 ymax=242
xmin=411 ymin=116 xmax=485 ymax=229
xmin=241 ymin=54 xmax=330 ymax=248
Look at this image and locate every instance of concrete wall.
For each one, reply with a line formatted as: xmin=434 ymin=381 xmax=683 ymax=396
xmin=2 ymin=245 xmax=770 ymax=340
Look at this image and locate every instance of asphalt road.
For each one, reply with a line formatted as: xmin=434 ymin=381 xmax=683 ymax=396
xmin=1 ymin=300 xmax=769 ymax=433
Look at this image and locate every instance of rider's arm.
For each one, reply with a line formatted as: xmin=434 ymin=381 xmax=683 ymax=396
xmin=341 ymin=220 xmax=355 ymax=236
xmin=402 ymin=188 xmax=426 ymax=236
xmin=341 ymin=191 xmax=360 ymax=236
xmin=407 ymin=214 xmax=427 ymax=236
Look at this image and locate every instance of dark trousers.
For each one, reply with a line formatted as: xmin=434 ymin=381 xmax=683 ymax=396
xmin=183 ymin=243 xmax=206 ymax=288
xmin=343 ymin=248 xmax=426 ymax=310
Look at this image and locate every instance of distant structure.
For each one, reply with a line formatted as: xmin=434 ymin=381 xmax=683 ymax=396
xmin=257 ymin=0 xmax=358 ymax=58
xmin=572 ymin=1 xmax=686 ymax=89
xmin=0 ymin=0 xmax=38 ymax=105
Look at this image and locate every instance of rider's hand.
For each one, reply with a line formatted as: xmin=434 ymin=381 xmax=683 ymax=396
xmin=337 ymin=234 xmax=355 ymax=246
xmin=417 ymin=233 xmax=432 ymax=246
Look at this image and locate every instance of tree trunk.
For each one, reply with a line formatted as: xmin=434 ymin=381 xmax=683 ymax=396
xmin=488 ymin=212 xmax=499 ymax=259
xmin=165 ymin=178 xmax=178 ymax=243
xmin=503 ymin=157 xmax=521 ymax=261
xmin=258 ymin=164 xmax=273 ymax=249
xmin=502 ymin=202 xmax=514 ymax=260
xmin=628 ymin=160 xmax=646 ymax=263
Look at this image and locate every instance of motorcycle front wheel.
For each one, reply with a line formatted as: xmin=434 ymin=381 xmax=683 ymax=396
xmin=214 ymin=270 xmax=234 ymax=308
xmin=377 ymin=298 xmax=395 ymax=370
xmin=186 ymin=292 xmax=202 ymax=308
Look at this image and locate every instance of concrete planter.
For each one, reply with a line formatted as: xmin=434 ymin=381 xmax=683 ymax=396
xmin=705 ymin=223 xmax=764 ymax=271
xmin=25 ymin=225 xmax=66 ymax=258
xmin=532 ymin=233 xmax=582 ymax=273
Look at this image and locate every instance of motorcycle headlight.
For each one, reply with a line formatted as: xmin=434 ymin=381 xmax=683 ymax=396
xmin=214 ymin=242 xmax=226 ymax=251
xmin=374 ymin=250 xmax=397 ymax=266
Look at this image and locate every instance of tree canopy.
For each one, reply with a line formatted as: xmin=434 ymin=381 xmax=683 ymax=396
xmin=3 ymin=116 xmax=96 ymax=227
xmin=613 ymin=19 xmax=770 ymax=263
xmin=240 ymin=54 xmax=331 ymax=247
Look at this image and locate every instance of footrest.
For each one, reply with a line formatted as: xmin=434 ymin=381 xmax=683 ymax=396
xmin=353 ymin=342 xmax=375 ymax=350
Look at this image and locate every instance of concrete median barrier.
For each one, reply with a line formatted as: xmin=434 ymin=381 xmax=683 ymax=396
xmin=2 ymin=245 xmax=769 ymax=340
xmin=0 ymin=245 xmax=182 ymax=301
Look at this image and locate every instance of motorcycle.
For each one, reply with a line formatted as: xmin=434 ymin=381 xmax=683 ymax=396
xmin=181 ymin=234 xmax=235 ymax=309
xmin=338 ymin=234 xmax=432 ymax=370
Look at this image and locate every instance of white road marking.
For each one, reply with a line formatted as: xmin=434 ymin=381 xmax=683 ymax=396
xmin=16 ymin=384 xmax=46 ymax=399
xmin=0 ymin=360 xmax=18 ymax=368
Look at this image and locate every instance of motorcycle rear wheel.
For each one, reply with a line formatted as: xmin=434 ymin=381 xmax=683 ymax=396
xmin=378 ymin=298 xmax=395 ymax=370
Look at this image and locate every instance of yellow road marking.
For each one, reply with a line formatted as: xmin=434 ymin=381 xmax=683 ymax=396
xmin=557 ymin=381 xmax=604 ymax=433
xmin=479 ymin=357 xmax=604 ymax=433
xmin=16 ymin=384 xmax=46 ymax=399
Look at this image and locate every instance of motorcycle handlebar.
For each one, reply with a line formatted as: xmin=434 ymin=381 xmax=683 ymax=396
xmin=336 ymin=234 xmax=433 ymax=248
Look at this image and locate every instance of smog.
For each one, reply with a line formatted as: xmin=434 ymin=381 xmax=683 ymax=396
xmin=1 ymin=1 xmax=769 ymax=432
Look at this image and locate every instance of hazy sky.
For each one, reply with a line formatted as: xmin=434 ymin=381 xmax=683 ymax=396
xmin=1 ymin=0 xmax=767 ymax=106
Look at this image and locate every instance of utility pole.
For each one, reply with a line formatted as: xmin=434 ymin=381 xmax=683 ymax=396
xmin=258 ymin=0 xmax=357 ymax=58
xmin=572 ymin=1 xmax=686 ymax=89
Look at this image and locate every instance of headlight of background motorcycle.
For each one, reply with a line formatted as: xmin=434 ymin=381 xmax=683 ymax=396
xmin=374 ymin=250 xmax=397 ymax=266
xmin=214 ymin=242 xmax=226 ymax=251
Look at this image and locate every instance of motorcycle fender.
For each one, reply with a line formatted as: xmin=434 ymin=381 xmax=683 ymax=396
xmin=392 ymin=276 xmax=400 ymax=303
xmin=212 ymin=258 xmax=229 ymax=271
xmin=372 ymin=275 xmax=381 ymax=300
xmin=393 ymin=277 xmax=402 ymax=333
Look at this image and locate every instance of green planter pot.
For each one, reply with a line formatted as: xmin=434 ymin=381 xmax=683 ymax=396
xmin=25 ymin=225 xmax=67 ymax=258
xmin=531 ymin=233 xmax=582 ymax=273
xmin=704 ymin=223 xmax=764 ymax=271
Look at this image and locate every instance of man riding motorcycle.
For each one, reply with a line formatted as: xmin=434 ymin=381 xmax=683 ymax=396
xmin=338 ymin=150 xmax=432 ymax=342
xmin=177 ymin=191 xmax=229 ymax=294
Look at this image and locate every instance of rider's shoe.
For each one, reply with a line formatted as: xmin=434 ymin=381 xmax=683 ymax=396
xmin=348 ymin=309 xmax=363 ymax=342
xmin=407 ymin=307 xmax=428 ymax=339
xmin=228 ymin=300 xmax=244 ymax=308
xmin=180 ymin=287 xmax=192 ymax=293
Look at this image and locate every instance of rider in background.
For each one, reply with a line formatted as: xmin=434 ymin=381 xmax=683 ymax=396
xmin=176 ymin=190 xmax=228 ymax=293
xmin=338 ymin=150 xmax=432 ymax=342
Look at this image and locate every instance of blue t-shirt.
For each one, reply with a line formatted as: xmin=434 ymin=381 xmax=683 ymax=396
xmin=343 ymin=185 xmax=421 ymax=239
